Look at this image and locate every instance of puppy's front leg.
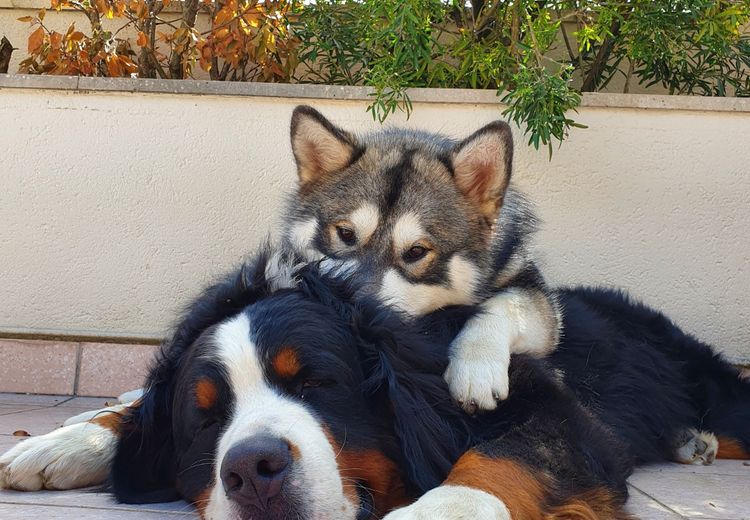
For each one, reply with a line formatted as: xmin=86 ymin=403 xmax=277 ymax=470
xmin=444 ymin=287 xmax=559 ymax=413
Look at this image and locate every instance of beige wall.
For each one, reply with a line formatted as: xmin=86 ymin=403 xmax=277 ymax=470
xmin=0 ymin=84 xmax=748 ymax=362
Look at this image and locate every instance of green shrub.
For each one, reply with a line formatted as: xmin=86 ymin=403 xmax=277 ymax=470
xmin=17 ymin=0 xmax=750 ymax=153
xmin=294 ymin=0 xmax=750 ymax=154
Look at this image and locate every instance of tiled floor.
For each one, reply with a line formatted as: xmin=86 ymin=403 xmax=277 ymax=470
xmin=0 ymin=394 xmax=748 ymax=519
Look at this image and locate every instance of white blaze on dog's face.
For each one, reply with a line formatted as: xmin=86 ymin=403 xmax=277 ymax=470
xmin=158 ymin=295 xmax=409 ymax=520
xmin=203 ymin=314 xmax=356 ymax=520
xmin=285 ymin=106 xmax=514 ymax=316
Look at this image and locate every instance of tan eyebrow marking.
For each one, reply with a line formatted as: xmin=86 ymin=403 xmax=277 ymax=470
xmin=195 ymin=378 xmax=218 ymax=410
xmin=348 ymin=203 xmax=380 ymax=244
xmin=392 ymin=212 xmax=426 ymax=252
xmin=272 ymin=346 xmax=301 ymax=379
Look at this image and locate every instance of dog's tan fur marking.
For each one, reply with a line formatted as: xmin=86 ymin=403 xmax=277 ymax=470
xmin=392 ymin=212 xmax=426 ymax=252
xmin=339 ymin=448 xmax=408 ymax=514
xmin=549 ymin=488 xmax=632 ymax=520
xmin=90 ymin=412 xmax=124 ymax=437
xmin=391 ymin=212 xmax=436 ymax=277
xmin=349 ymin=203 xmax=380 ymax=245
xmin=271 ymin=346 xmax=301 ymax=379
xmin=445 ymin=451 xmax=549 ymax=520
xmin=445 ymin=451 xmax=628 ymax=520
xmin=324 ymin=429 xmax=408 ymax=516
xmin=717 ymin=436 xmax=750 ymax=459
xmin=195 ymin=378 xmax=219 ymax=410
xmin=193 ymin=488 xmax=212 ymax=519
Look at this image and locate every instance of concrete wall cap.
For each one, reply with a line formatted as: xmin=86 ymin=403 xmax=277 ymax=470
xmin=2 ymin=74 xmax=750 ymax=113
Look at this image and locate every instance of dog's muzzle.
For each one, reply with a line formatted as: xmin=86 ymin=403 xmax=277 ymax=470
xmin=219 ymin=435 xmax=296 ymax=519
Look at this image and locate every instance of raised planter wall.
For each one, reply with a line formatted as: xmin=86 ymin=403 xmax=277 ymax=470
xmin=1 ymin=75 xmax=749 ymax=368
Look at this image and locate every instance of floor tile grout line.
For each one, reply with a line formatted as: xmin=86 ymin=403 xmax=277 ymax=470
xmin=0 ymin=407 xmax=49 ymax=417
xmin=0 ymin=499 xmax=196 ymax=515
xmin=627 ymin=483 xmax=687 ymax=518
xmin=0 ymin=402 xmax=72 ymax=416
xmin=633 ymin=472 xmax=750 ymax=477
xmin=72 ymin=342 xmax=83 ymax=396
xmin=52 ymin=396 xmax=76 ymax=407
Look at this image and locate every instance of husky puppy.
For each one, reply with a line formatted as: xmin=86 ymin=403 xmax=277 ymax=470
xmin=283 ymin=106 xmax=560 ymax=412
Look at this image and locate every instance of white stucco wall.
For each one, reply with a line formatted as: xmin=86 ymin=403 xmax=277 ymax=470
xmin=0 ymin=80 xmax=748 ymax=362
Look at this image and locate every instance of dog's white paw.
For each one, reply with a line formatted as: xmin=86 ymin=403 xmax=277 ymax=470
xmin=445 ymin=313 xmax=511 ymax=414
xmin=63 ymin=403 xmax=129 ymax=427
xmin=0 ymin=421 xmax=116 ymax=491
xmin=673 ymin=428 xmax=718 ymax=465
xmin=383 ymin=485 xmax=510 ymax=520
xmin=117 ymin=388 xmax=145 ymax=405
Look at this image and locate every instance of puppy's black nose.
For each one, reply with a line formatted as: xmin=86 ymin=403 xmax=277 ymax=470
xmin=220 ymin=435 xmax=292 ymax=509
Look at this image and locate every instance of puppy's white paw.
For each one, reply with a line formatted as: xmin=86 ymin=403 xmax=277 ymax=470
xmin=445 ymin=313 xmax=511 ymax=414
xmin=0 ymin=421 xmax=116 ymax=491
xmin=383 ymin=485 xmax=510 ymax=520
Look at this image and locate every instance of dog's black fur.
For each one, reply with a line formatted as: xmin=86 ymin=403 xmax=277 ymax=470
xmin=552 ymin=287 xmax=750 ymax=463
xmin=111 ymin=249 xmax=750 ymax=518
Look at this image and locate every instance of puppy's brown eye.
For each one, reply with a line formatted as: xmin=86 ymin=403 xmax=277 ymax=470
xmin=404 ymin=245 xmax=429 ymax=262
xmin=336 ymin=226 xmax=357 ymax=246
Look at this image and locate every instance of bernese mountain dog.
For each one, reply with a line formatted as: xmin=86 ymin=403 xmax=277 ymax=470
xmin=98 ymin=247 xmax=749 ymax=520
xmin=1 ymin=247 xmax=748 ymax=518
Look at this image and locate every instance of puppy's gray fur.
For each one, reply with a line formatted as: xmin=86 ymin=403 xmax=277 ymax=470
xmin=282 ymin=106 xmax=561 ymax=412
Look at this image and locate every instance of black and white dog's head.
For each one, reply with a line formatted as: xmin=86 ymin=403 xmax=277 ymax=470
xmin=111 ymin=248 xmax=471 ymax=520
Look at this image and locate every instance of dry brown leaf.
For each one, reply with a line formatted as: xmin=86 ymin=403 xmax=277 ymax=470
xmin=28 ymin=26 xmax=45 ymax=53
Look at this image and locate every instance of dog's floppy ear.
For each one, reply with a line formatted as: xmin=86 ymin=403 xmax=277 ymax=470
xmin=290 ymin=105 xmax=359 ymax=186
xmin=355 ymin=308 xmax=470 ymax=493
xmin=111 ymin=383 xmax=179 ymax=503
xmin=451 ymin=121 xmax=514 ymax=223
xmin=112 ymin=245 xmax=292 ymax=503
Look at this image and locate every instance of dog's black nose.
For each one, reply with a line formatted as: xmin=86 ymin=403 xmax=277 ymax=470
xmin=220 ymin=435 xmax=292 ymax=509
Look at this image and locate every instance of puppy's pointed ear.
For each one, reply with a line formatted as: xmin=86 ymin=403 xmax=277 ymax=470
xmin=451 ymin=121 xmax=514 ymax=222
xmin=290 ymin=105 xmax=358 ymax=186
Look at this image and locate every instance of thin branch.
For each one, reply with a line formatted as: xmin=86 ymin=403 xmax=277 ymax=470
xmin=555 ymin=7 xmax=577 ymax=64
xmin=112 ymin=19 xmax=137 ymax=38
xmin=581 ymin=19 xmax=621 ymax=92
xmin=525 ymin=12 xmax=544 ymax=67
xmin=623 ymin=58 xmax=633 ymax=93
xmin=474 ymin=0 xmax=500 ymax=40
xmin=155 ymin=16 xmax=184 ymax=29
xmin=169 ymin=0 xmax=200 ymax=78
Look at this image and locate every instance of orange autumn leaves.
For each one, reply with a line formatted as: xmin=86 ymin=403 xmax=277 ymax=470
xmin=18 ymin=4 xmax=137 ymax=76
xmin=17 ymin=0 xmax=301 ymax=81
xmin=195 ymin=0 xmax=300 ymax=80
